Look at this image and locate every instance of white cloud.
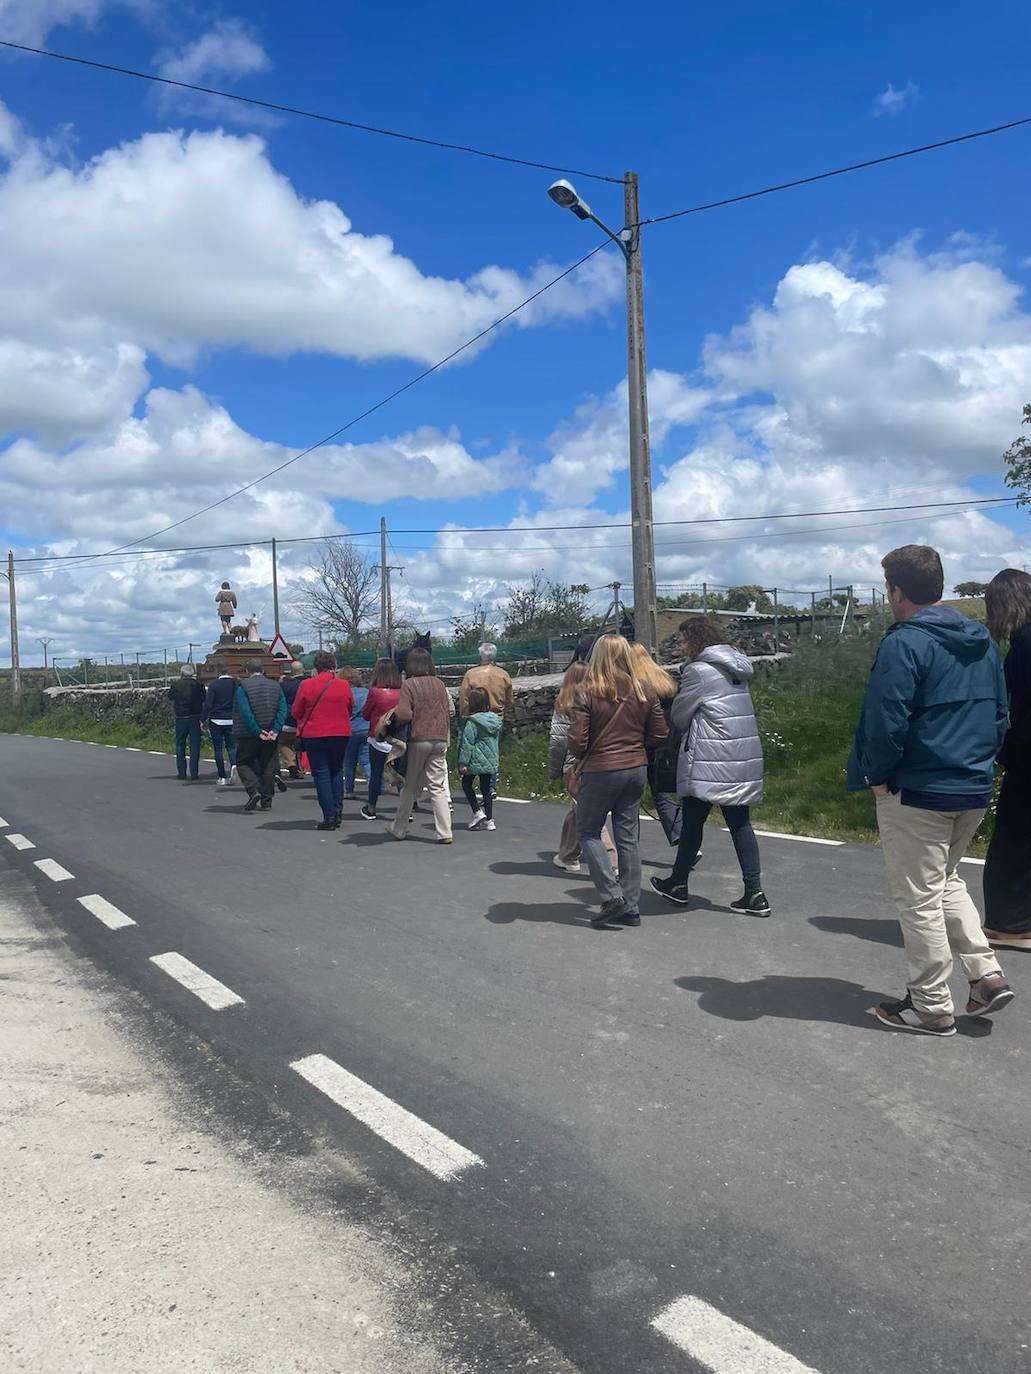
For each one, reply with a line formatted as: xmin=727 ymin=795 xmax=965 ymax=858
xmin=0 ymin=0 xmax=145 ymax=45
xmin=156 ymin=19 xmax=270 ymax=86
xmin=873 ymin=81 xmax=919 ymax=117
xmin=0 ymin=112 xmax=621 ymax=370
xmin=7 ymin=234 xmax=1031 ymax=658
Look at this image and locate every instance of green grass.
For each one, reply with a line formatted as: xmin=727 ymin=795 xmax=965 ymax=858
xmin=0 ymin=707 xmax=194 ymax=756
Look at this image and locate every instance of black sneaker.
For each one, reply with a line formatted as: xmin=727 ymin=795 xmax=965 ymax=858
xmin=730 ymin=890 xmax=772 ymax=917
xmin=591 ymin=898 xmax=626 ymax=928
xmin=650 ymin=875 xmax=690 ymax=906
xmin=274 ymin=773 xmax=288 ymax=793
xmin=259 ymin=798 xmax=272 ymax=810
xmin=359 ymin=805 xmax=378 ymax=820
xmin=243 ymin=794 xmax=260 ymax=813
xmin=618 ymin=911 xmax=641 ymax=927
xmin=316 ymin=820 xmax=336 ymax=831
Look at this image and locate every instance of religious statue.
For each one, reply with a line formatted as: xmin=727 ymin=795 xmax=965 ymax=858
xmin=216 ymin=581 xmax=237 ymax=634
xmin=246 ymin=613 xmax=261 ymax=642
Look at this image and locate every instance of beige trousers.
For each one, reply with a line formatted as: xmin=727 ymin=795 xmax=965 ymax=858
xmin=391 ymin=740 xmax=452 ymax=841
xmin=876 ymin=791 xmax=1000 ymax=1016
xmin=278 ymin=729 xmax=300 ymax=772
xmin=558 ymin=771 xmax=618 ymax=867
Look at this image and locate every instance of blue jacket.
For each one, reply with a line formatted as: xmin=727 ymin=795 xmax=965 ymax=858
xmin=350 ymin=685 xmax=370 ymax=735
xmin=846 ymin=606 xmax=1007 ymax=796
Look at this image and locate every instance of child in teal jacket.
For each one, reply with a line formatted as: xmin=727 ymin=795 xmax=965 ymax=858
xmin=457 ymin=687 xmax=502 ymax=831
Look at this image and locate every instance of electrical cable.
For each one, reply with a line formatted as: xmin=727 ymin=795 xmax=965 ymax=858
xmin=639 ymin=115 xmax=1031 ymax=225
xmin=0 ymin=40 xmax=622 ymax=184
xmin=13 ymin=495 xmax=1017 ymax=569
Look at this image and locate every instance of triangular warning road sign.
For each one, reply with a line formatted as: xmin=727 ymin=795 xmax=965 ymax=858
xmin=267 ymin=632 xmax=292 ymax=659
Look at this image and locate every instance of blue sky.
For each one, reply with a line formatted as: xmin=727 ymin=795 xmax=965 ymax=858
xmin=1 ymin=0 xmax=1029 ymax=655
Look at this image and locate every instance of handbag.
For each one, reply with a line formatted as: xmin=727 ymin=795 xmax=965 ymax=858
xmin=650 ymin=724 xmax=682 ymax=795
xmin=569 ymin=696 xmax=631 ymax=787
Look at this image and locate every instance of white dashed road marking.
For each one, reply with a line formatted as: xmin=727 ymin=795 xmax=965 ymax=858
xmin=754 ymin=829 xmax=843 ymax=847
xmin=78 ymin=894 xmax=137 ymax=930
xmin=652 ymin=1295 xmax=820 ymax=1373
xmin=960 ymin=857 xmax=986 ymax=866
xmin=291 ymin=1053 xmax=484 ymax=1181
xmin=5 ymin=833 xmax=35 ymax=851
xmin=0 ymin=816 xmax=7 ymax=827
xmin=125 ymin=747 xmax=143 ymax=752
xmin=34 ymin=859 xmax=74 ymax=882
xmin=496 ymin=796 xmax=532 ymax=804
xmin=150 ymin=953 xmax=245 ymax=1010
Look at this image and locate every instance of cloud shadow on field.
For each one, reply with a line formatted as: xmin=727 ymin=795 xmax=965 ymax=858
xmin=810 ymin=916 xmax=904 ymax=947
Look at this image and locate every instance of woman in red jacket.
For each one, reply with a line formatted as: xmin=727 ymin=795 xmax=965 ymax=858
xmin=292 ymin=650 xmax=353 ymax=830
xmin=360 ymin=658 xmax=402 ymax=820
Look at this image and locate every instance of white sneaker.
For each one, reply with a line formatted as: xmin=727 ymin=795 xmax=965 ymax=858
xmin=468 ymin=809 xmax=486 ymax=830
xmin=216 ymin=777 xmax=228 ymax=788
xmin=553 ymin=855 xmax=582 ymax=873
xmin=483 ymin=819 xmax=496 ymax=831
xmin=229 ymin=765 xmax=237 ymax=784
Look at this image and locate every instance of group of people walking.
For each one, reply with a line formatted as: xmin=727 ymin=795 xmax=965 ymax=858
xmin=168 ymin=544 xmax=1029 ymax=1040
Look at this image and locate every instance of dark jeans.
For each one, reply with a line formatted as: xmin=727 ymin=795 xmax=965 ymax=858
xmin=983 ymin=765 xmax=1031 ymax=934
xmin=235 ymin=736 xmax=278 ymax=801
xmin=343 ymin=731 xmax=371 ymax=793
xmin=174 ymin=715 xmax=201 ymax=778
xmin=576 ymin=766 xmax=647 ymax=914
xmin=461 ymin=773 xmax=494 ymax=820
xmin=208 ymin=722 xmax=236 ymax=779
xmin=367 ymin=744 xmax=390 ymax=811
xmin=672 ymin=797 xmax=762 ymax=890
xmin=306 ymin=738 xmax=347 ymax=820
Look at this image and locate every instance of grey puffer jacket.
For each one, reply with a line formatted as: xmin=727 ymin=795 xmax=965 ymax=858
xmin=672 ymin=645 xmax=763 ymax=805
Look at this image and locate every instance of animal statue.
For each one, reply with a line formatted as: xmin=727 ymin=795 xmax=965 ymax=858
xmin=394 ymin=631 xmax=431 ymax=676
xmin=228 ymin=623 xmax=251 ymax=643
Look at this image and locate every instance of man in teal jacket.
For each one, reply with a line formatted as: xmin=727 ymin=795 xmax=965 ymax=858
xmin=847 ymin=545 xmax=1015 ymax=1036
xmin=233 ymin=659 xmax=287 ymax=813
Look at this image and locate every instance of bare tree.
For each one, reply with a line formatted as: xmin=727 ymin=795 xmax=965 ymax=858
xmin=291 ymin=541 xmax=380 ymax=648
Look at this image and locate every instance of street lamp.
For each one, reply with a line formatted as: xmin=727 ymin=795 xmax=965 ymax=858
xmin=546 ymin=172 xmax=658 ymax=653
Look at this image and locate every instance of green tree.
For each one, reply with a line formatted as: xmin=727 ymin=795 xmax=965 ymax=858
xmin=953 ymin=581 xmax=988 ymax=598
xmin=725 ymin=585 xmax=775 ymax=613
xmin=502 ymin=572 xmax=594 ymax=638
xmin=1003 ymin=403 xmax=1031 ymax=505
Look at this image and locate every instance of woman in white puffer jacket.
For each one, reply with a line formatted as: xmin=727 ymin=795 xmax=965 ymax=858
xmin=650 ymin=616 xmax=771 ymax=916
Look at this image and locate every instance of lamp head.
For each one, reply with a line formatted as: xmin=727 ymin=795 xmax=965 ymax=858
xmin=547 ymin=178 xmax=591 ymax=221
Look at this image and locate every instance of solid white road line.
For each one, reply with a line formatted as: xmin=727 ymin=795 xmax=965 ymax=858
xmin=34 ymin=859 xmax=74 ymax=883
xmin=291 ymin=1053 xmax=484 ymax=1182
xmin=5 ymin=833 xmax=35 ymax=851
xmin=149 ymin=953 xmax=244 ymax=1010
xmin=960 ymin=856 xmax=986 ymax=866
xmin=754 ymin=829 xmax=843 ymax=847
xmin=78 ymin=894 xmax=136 ymax=930
xmin=0 ymin=816 xmax=7 ymax=827
xmin=652 ymin=1295 xmax=820 ymax=1373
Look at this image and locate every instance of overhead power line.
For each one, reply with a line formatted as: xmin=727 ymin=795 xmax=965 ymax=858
xmin=639 ymin=114 xmax=1031 ymax=225
xmin=13 ymin=497 xmax=1017 ymax=576
xmin=0 ymin=39 xmax=622 ymax=184
xmin=13 ymin=496 xmax=1017 ymax=569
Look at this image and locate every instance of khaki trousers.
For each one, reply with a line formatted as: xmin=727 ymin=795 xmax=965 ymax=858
xmin=278 ymin=728 xmax=300 ymax=772
xmin=876 ymin=791 xmax=1000 ymax=1016
xmin=558 ymin=771 xmax=617 ymax=867
xmin=391 ymin=740 xmax=452 ymax=841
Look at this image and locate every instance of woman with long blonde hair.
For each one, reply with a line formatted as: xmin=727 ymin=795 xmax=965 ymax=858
xmin=566 ymin=635 xmax=668 ymax=927
xmin=548 ymin=661 xmax=617 ymax=873
xmin=629 ymin=641 xmax=682 ymax=849
xmin=982 ymin=569 xmax=1031 ymax=950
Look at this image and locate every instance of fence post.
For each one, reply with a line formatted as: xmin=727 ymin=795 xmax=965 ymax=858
xmin=772 ymin=587 xmax=779 ymax=644
xmin=702 ymin=581 xmax=708 ymax=613
xmin=810 ymin=591 xmax=816 ymax=637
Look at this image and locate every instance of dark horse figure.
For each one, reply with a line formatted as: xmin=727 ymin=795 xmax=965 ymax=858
xmin=394 ymin=631 xmax=431 ymax=676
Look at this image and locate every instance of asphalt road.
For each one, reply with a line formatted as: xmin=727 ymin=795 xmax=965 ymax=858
xmin=3 ymin=733 xmax=1029 ymax=1373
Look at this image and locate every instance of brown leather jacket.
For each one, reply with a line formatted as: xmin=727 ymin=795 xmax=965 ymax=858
xmin=566 ymin=685 xmax=668 ymax=773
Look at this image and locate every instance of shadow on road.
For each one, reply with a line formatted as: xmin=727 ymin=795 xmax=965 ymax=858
xmin=810 ymin=916 xmax=904 ymax=947
xmin=256 ymin=819 xmax=322 ymax=831
xmin=489 ymin=853 xmax=561 ymax=877
xmin=674 ymin=974 xmax=995 ymax=1036
xmin=485 ymin=899 xmax=610 ymax=929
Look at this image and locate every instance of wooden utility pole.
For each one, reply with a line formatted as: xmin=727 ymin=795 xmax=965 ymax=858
xmin=623 ymin=173 xmax=657 ymax=654
xmin=6 ymin=550 xmax=20 ymax=706
xmin=271 ymin=537 xmax=281 ymax=635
